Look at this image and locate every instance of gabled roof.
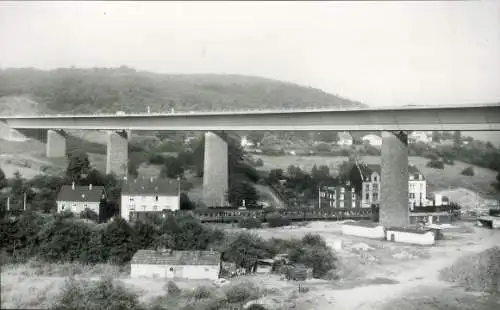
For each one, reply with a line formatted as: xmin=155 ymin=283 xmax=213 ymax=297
xmin=122 ymin=178 xmax=179 ymax=196
xmin=354 ymin=163 xmax=424 ymax=180
xmin=56 ymin=185 xmax=105 ymax=203
xmin=131 ymin=250 xmax=221 ymax=266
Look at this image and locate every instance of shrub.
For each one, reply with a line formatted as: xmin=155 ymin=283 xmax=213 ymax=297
xmin=439 ymin=246 xmax=500 ymax=293
xmin=239 ymin=217 xmax=262 ymax=229
xmin=80 ymin=208 xmax=99 ymax=222
xmin=461 ymin=166 xmax=474 ymax=176
xmin=192 ymin=285 xmax=214 ymax=300
xmin=167 ymin=280 xmax=181 ymax=296
xmin=426 ymin=159 xmax=444 ymax=169
xmin=224 ymin=281 xmax=261 ymax=304
xmin=266 ymin=214 xmax=291 ymax=228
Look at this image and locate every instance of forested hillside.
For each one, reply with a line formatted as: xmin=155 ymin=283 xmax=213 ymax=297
xmin=0 ymin=67 xmax=365 ymax=114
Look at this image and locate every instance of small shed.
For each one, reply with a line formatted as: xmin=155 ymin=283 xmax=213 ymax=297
xmin=285 ymin=264 xmax=313 ymax=281
xmin=130 ymin=249 xmax=221 ymax=280
xmin=253 ymin=258 xmax=274 ymax=274
xmin=341 ymin=221 xmax=385 ymax=239
xmin=386 ymin=227 xmax=435 ymax=246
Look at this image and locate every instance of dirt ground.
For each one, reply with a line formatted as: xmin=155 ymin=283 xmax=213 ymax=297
xmin=1 ymin=221 xmax=499 ymax=309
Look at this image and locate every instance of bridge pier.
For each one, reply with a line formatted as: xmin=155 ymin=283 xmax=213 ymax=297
xmin=46 ymin=129 xmax=66 ymax=158
xmin=106 ymin=130 xmax=128 ymax=178
xmin=380 ymin=131 xmax=409 ymax=227
xmin=203 ymin=131 xmax=229 ymax=207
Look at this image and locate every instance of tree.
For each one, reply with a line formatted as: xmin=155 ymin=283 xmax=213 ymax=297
xmin=267 ymin=169 xmax=284 ymax=184
xmin=0 ymin=167 xmax=6 ymax=189
xmin=160 ymin=157 xmax=184 ymax=179
xmin=65 ymin=151 xmax=90 ymax=182
xmin=461 ymin=166 xmax=475 ymax=176
xmin=180 ymin=192 xmax=195 ymax=210
xmin=228 ymin=180 xmax=258 ymax=208
xmin=432 ymin=131 xmax=441 ymax=143
xmin=496 ymin=172 xmax=500 ymax=190
xmin=453 ymin=131 xmax=462 ymax=147
xmin=101 ymin=217 xmax=139 ymax=264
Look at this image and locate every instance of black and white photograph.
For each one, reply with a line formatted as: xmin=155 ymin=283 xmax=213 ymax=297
xmin=0 ymin=1 xmax=499 ymax=309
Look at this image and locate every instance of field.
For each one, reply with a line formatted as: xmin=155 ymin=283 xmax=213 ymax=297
xmin=256 ymin=155 xmax=500 ymax=198
xmin=2 ymin=221 xmax=499 ymax=310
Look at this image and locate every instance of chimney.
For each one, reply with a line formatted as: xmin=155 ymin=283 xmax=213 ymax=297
xmin=89 ymin=184 xmax=92 ymax=191
xmin=72 ymin=181 xmax=75 ymax=190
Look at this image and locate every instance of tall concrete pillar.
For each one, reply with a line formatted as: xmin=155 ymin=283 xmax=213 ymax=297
xmin=46 ymin=130 xmax=66 ymax=158
xmin=380 ymin=131 xmax=409 ymax=227
xmin=203 ymin=132 xmax=229 ymax=207
xmin=106 ymin=131 xmax=128 ymax=177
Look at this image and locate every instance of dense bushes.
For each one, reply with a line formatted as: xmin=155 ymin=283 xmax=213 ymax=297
xmin=52 ymin=277 xmax=144 ymax=310
xmin=426 ymin=159 xmax=444 ymax=169
xmin=439 ymin=246 xmax=500 ymax=293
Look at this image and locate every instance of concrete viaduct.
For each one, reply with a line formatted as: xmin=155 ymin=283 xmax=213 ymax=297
xmin=1 ymin=103 xmax=499 ymax=227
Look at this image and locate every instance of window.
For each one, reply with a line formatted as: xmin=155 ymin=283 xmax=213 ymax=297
xmin=155 ymin=196 xmax=159 ymax=202
xmin=204 ymin=268 xmax=210 ymax=272
xmin=373 ymin=183 xmax=379 ymax=191
xmin=340 ymin=201 xmax=344 ymax=208
xmin=365 ymin=193 xmax=369 ymax=200
xmin=351 ymin=193 xmax=356 ymax=200
xmin=352 ymin=201 xmax=356 ymax=208
xmin=364 ymin=184 xmax=370 ymax=192
xmin=373 ymin=175 xmax=378 ymax=182
xmin=373 ymin=193 xmax=379 ymax=200
xmin=340 ymin=187 xmax=345 ymax=193
xmin=340 ymin=195 xmax=344 ymax=200
xmin=62 ymin=205 xmax=65 ymax=210
xmin=169 ymin=267 xmax=173 ymax=272
xmin=129 ymin=197 xmax=134 ymax=202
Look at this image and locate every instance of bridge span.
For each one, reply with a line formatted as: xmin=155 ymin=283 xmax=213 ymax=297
xmin=1 ymin=103 xmax=499 ymax=228
xmin=1 ymin=103 xmax=499 ymax=131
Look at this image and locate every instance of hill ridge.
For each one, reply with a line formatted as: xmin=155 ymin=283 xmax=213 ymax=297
xmin=0 ymin=67 xmax=365 ymax=115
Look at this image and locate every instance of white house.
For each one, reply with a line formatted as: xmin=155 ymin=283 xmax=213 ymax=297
xmin=121 ymin=178 xmax=180 ymax=221
xmin=56 ymin=183 xmax=106 ymax=215
xmin=341 ymin=221 xmax=385 ymax=239
xmin=240 ymin=136 xmax=255 ymax=149
xmin=337 ymin=132 xmax=353 ymax=146
xmin=409 ymin=131 xmax=433 ymax=144
xmin=354 ymin=163 xmax=426 ymax=209
xmin=386 ymin=227 xmax=436 ymax=245
xmin=361 ymin=134 xmax=382 ymax=147
xmin=130 ymin=249 xmax=221 ymax=280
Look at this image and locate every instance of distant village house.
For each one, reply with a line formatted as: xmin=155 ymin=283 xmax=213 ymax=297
xmin=56 ymin=182 xmax=106 ymax=215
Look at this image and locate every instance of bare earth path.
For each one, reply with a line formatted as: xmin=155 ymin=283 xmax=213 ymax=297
xmin=309 ymin=232 xmax=500 ymax=310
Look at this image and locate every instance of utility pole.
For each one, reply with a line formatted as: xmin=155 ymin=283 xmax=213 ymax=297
xmin=23 ymin=192 xmax=27 ymax=211
xmin=318 ymin=186 xmax=321 ymax=209
xmin=6 ymin=196 xmax=10 ymax=211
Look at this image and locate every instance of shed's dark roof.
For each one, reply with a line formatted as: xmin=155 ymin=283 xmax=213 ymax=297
xmin=56 ymin=185 xmax=105 ymax=203
xmin=131 ymin=250 xmax=221 ymax=265
xmin=122 ymin=178 xmax=179 ymax=196
xmin=386 ymin=227 xmax=431 ymax=234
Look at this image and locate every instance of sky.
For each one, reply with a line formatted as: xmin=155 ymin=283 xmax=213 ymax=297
xmin=0 ymin=1 xmax=499 ymax=107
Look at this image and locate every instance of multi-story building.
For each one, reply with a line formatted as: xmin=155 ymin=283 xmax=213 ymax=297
xmin=361 ymin=134 xmax=382 ymax=147
xmin=351 ymin=163 xmax=427 ymax=210
xmin=121 ymin=178 xmax=181 ymax=221
xmin=56 ymin=183 xmax=106 ymax=215
xmin=318 ymin=183 xmax=361 ymax=209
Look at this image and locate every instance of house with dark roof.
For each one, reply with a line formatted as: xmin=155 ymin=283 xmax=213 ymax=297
xmin=350 ymin=163 xmax=427 ymax=209
xmin=56 ymin=182 xmax=106 ymax=215
xmin=130 ymin=249 xmax=221 ymax=280
xmin=121 ymin=178 xmax=180 ymax=221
